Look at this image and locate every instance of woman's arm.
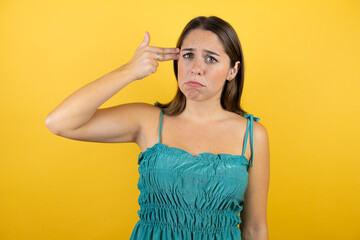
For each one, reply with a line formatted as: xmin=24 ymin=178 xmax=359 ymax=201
xmin=45 ymin=32 xmax=179 ymax=144
xmin=240 ymin=121 xmax=270 ymax=240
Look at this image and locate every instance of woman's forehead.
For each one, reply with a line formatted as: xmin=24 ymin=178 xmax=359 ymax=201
xmin=181 ymin=29 xmax=225 ymax=53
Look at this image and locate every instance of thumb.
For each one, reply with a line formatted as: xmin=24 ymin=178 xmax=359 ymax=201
xmin=138 ymin=31 xmax=150 ymax=49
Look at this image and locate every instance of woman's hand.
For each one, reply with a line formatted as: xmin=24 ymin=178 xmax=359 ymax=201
xmin=122 ymin=32 xmax=180 ymax=81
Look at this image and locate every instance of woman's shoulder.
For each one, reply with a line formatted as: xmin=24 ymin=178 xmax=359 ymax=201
xmin=226 ymin=111 xmax=260 ymax=124
xmin=117 ymin=101 xmax=160 ymax=126
xmin=237 ymin=112 xmax=268 ymax=141
xmin=123 ymin=102 xmax=162 ymax=149
xmin=251 ymin=116 xmax=269 ymax=150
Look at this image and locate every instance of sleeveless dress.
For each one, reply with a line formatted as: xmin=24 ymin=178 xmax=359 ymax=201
xmin=130 ymin=107 xmax=260 ymax=240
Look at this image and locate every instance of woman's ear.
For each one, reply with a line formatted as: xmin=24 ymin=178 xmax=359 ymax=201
xmin=226 ymin=61 xmax=241 ymax=81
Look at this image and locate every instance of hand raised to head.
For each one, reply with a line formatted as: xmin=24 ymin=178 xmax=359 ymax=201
xmin=123 ymin=31 xmax=180 ymax=81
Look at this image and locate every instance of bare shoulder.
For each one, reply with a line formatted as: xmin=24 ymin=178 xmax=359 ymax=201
xmin=253 ymin=121 xmax=269 ymax=142
xmin=110 ymin=102 xmax=162 ymax=129
xmin=130 ymin=102 xmax=161 ymax=122
xmin=252 ymin=120 xmax=270 ymax=167
xmin=236 ymin=113 xmax=269 ymax=155
xmin=118 ymin=102 xmax=162 ymax=149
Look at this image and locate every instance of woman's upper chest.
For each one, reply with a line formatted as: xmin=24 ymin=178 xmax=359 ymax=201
xmin=160 ymin=114 xmax=249 ymax=157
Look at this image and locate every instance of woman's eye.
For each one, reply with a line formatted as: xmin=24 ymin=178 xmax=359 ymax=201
xmin=206 ymin=56 xmax=217 ymax=63
xmin=183 ymin=53 xmax=193 ymax=59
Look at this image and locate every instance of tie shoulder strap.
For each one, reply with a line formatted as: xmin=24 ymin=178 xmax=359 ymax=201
xmin=154 ymin=102 xmax=163 ymax=143
xmin=242 ymin=114 xmax=260 ymax=168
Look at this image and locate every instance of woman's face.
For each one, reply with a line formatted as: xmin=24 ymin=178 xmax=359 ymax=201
xmin=178 ymin=29 xmax=234 ymax=102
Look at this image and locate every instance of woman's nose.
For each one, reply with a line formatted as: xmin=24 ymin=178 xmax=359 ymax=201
xmin=191 ymin=58 xmax=204 ymax=75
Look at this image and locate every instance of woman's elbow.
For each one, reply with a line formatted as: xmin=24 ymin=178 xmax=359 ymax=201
xmin=241 ymin=225 xmax=268 ymax=240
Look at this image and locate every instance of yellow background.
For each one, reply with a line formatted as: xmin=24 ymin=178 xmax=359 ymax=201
xmin=1 ymin=0 xmax=359 ymax=239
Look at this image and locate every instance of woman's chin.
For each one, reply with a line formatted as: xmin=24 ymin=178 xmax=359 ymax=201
xmin=183 ymin=89 xmax=203 ymax=101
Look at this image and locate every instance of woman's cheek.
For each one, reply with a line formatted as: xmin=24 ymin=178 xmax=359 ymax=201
xmin=177 ymin=61 xmax=186 ymax=83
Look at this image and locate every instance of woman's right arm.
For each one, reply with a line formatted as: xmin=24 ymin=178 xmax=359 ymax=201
xmin=45 ymin=32 xmax=179 ymax=144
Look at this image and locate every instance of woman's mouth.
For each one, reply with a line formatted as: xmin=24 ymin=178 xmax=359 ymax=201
xmin=185 ymin=81 xmax=205 ymax=87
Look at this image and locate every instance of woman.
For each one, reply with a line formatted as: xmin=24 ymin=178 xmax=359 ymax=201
xmin=46 ymin=16 xmax=270 ymax=240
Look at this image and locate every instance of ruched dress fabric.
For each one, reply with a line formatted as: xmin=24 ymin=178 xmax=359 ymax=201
xmin=130 ymin=107 xmax=260 ymax=240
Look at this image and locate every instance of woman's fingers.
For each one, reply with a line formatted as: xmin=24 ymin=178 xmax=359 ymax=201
xmin=144 ymin=46 xmax=180 ymax=61
xmin=137 ymin=32 xmax=180 ymax=61
xmin=152 ymin=52 xmax=180 ymax=62
xmin=147 ymin=46 xmax=180 ymax=54
xmin=137 ymin=32 xmax=179 ymax=56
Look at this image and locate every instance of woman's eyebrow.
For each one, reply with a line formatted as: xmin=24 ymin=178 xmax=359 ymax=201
xmin=182 ymin=48 xmax=220 ymax=56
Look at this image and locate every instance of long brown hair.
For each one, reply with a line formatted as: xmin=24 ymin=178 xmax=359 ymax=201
xmin=156 ymin=16 xmax=248 ymax=116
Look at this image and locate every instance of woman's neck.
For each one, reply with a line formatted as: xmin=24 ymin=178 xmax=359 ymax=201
xmin=180 ymin=98 xmax=227 ymax=123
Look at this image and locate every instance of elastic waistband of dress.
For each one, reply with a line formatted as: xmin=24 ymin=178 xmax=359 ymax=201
xmin=139 ymin=220 xmax=240 ymax=234
xmin=137 ymin=204 xmax=241 ymax=233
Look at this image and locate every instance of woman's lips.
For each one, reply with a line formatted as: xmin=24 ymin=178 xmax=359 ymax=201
xmin=185 ymin=81 xmax=205 ymax=87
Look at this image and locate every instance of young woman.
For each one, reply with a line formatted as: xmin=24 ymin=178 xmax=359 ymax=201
xmin=46 ymin=16 xmax=270 ymax=240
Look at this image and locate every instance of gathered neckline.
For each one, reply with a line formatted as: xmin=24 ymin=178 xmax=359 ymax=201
xmin=139 ymin=142 xmax=250 ymax=164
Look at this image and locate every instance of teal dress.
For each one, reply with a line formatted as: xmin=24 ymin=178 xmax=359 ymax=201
xmin=130 ymin=107 xmax=260 ymax=240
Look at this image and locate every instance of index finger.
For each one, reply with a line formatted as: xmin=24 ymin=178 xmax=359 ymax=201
xmin=147 ymin=46 xmax=180 ymax=54
xmin=157 ymin=53 xmax=181 ymax=62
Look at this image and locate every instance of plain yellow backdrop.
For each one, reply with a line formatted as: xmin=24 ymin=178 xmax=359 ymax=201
xmin=1 ymin=0 xmax=359 ymax=239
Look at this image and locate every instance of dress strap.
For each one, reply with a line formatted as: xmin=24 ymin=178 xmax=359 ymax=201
xmin=242 ymin=114 xmax=260 ymax=168
xmin=154 ymin=103 xmax=163 ymax=143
